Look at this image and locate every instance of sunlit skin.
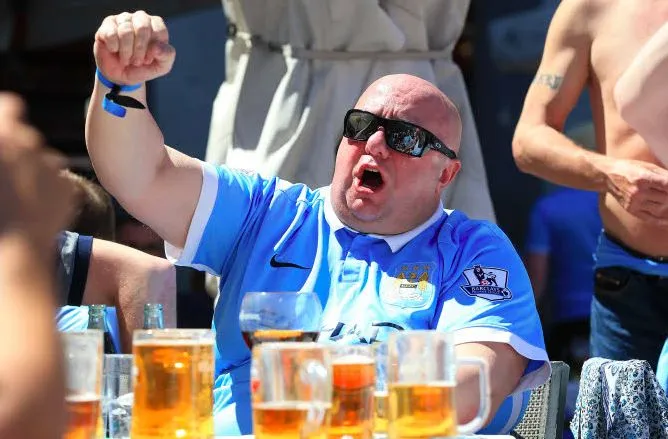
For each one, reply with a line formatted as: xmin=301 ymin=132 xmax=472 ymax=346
xmin=330 ymin=75 xmax=462 ymax=235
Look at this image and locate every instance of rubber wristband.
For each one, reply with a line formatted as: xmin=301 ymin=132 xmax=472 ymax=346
xmin=95 ymin=68 xmax=144 ymax=117
xmin=95 ymin=68 xmax=142 ymax=91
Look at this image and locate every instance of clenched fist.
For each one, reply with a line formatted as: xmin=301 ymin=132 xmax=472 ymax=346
xmin=94 ymin=11 xmax=176 ymax=85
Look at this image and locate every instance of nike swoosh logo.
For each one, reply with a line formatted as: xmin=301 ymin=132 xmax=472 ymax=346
xmin=269 ymin=255 xmax=311 ymax=269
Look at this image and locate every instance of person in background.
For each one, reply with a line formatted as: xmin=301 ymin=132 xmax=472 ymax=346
xmin=524 ymin=122 xmax=602 ymax=375
xmin=56 ymin=172 xmax=177 ymax=351
xmin=513 ymin=0 xmax=668 ymax=373
xmin=0 ymin=92 xmax=76 ymax=439
xmin=609 ymin=19 xmax=668 ymax=392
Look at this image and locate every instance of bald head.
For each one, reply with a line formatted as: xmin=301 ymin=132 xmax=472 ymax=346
xmin=356 ymin=74 xmax=462 ymax=154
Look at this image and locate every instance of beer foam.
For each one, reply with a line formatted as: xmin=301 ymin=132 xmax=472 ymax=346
xmin=374 ymin=391 xmax=389 ymax=397
xmin=332 ymin=354 xmax=374 ymax=365
xmin=65 ymin=393 xmax=101 ymax=403
xmin=132 ymin=339 xmax=214 ymax=347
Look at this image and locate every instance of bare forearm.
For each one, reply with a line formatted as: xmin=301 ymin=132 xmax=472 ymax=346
xmin=85 ymin=79 xmax=166 ymax=212
xmin=513 ymin=124 xmax=612 ymax=191
xmin=115 ymin=262 xmax=176 ymax=351
xmin=0 ymin=236 xmax=65 ymax=438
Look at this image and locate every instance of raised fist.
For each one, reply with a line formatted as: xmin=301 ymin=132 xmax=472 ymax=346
xmin=94 ymin=11 xmax=176 ymax=85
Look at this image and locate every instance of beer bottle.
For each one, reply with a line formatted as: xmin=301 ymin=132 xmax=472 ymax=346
xmin=143 ymin=303 xmax=164 ymax=329
xmin=87 ymin=304 xmax=117 ymax=354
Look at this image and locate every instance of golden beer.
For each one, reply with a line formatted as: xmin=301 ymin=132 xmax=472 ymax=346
xmin=64 ymin=394 xmax=101 ymax=439
xmin=131 ymin=339 xmax=214 ymax=439
xmin=387 ymin=382 xmax=457 ymax=439
xmin=254 ymin=401 xmax=332 ymax=439
xmin=330 ymin=358 xmax=375 ymax=439
xmin=374 ymin=391 xmax=388 ymax=433
xmin=242 ymin=329 xmax=319 ymax=349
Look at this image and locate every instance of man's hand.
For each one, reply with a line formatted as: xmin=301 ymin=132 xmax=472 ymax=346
xmin=94 ymin=11 xmax=175 ymax=85
xmin=0 ymin=93 xmax=76 ymax=247
xmin=606 ymin=158 xmax=668 ymax=223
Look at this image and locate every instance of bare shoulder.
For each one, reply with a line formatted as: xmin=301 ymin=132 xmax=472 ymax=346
xmin=547 ymin=0 xmax=601 ymax=40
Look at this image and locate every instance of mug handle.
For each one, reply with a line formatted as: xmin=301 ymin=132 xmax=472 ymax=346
xmin=456 ymin=356 xmax=491 ymax=435
xmin=300 ymin=359 xmax=331 ymax=434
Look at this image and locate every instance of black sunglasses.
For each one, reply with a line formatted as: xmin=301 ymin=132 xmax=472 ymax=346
xmin=342 ymin=109 xmax=457 ymax=159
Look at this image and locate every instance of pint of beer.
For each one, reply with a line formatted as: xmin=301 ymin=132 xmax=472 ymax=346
xmin=329 ymin=345 xmax=376 ymax=439
xmin=253 ymin=342 xmax=332 ymax=439
xmin=62 ymin=330 xmax=103 ymax=439
xmin=131 ymin=329 xmax=215 ymax=439
xmin=386 ymin=331 xmax=490 ymax=438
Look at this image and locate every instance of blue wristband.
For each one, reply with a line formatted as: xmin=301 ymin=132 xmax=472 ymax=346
xmin=95 ymin=68 xmax=144 ymax=117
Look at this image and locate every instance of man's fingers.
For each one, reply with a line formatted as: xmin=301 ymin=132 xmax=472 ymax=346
xmin=150 ymin=16 xmax=169 ymax=43
xmin=96 ymin=15 xmax=120 ymax=53
xmin=131 ymin=11 xmax=152 ymax=66
xmin=116 ymin=18 xmax=135 ymax=66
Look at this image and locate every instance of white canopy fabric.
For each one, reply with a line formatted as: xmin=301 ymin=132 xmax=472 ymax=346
xmin=205 ymin=0 xmax=495 ymax=222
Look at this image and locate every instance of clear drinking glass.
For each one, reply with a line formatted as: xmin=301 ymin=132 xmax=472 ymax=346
xmin=131 ymin=329 xmax=215 ymax=439
xmin=252 ymin=342 xmax=333 ymax=439
xmin=62 ymin=330 xmax=104 ymax=439
xmin=329 ymin=344 xmax=376 ymax=439
xmin=239 ymin=291 xmax=323 ymax=349
xmin=386 ymin=330 xmax=490 ymax=438
xmin=373 ymin=343 xmax=389 ymax=438
xmin=103 ymin=354 xmax=134 ymax=438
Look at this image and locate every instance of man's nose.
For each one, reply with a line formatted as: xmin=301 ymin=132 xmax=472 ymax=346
xmin=364 ymin=128 xmax=391 ymax=159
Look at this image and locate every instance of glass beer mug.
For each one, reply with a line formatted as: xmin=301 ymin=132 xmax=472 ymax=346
xmin=252 ymin=342 xmax=333 ymax=439
xmin=131 ymin=329 xmax=215 ymax=439
xmin=62 ymin=330 xmax=104 ymax=439
xmin=329 ymin=345 xmax=376 ymax=439
xmin=386 ymin=331 xmax=490 ymax=438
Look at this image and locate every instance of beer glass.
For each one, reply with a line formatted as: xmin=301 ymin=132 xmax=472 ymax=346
xmin=62 ymin=330 xmax=104 ymax=439
xmin=387 ymin=331 xmax=490 ymax=438
xmin=252 ymin=342 xmax=332 ymax=439
xmin=373 ymin=343 xmax=389 ymax=438
xmin=239 ymin=291 xmax=322 ymax=348
xmin=131 ymin=329 xmax=215 ymax=439
xmin=329 ymin=345 xmax=376 ymax=439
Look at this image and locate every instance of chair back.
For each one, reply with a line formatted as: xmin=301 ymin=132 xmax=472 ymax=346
xmin=511 ymin=361 xmax=570 ymax=439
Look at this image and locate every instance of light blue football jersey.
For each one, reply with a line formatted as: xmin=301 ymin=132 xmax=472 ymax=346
xmin=166 ymin=162 xmax=550 ymax=435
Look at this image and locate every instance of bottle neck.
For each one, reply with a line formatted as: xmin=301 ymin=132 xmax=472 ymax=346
xmin=143 ymin=305 xmax=164 ymax=329
xmin=87 ymin=305 xmax=107 ymax=330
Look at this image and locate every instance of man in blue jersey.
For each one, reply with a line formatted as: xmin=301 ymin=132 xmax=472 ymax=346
xmin=86 ymin=11 xmax=549 ymax=435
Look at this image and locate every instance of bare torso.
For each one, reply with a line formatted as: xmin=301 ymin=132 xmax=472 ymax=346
xmin=589 ymin=0 xmax=668 ymax=256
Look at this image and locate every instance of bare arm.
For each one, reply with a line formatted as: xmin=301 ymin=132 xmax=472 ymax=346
xmin=615 ymin=22 xmax=668 ymax=148
xmin=513 ymin=0 xmax=613 ymax=191
xmin=455 ymin=342 xmax=528 ymax=426
xmin=85 ymin=11 xmax=202 ymax=248
xmin=82 ymin=238 xmax=176 ymax=352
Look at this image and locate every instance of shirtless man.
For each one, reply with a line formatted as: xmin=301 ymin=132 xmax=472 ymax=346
xmin=513 ymin=0 xmax=668 ymax=370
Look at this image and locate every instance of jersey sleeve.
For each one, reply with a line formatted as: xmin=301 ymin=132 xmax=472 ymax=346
xmin=164 ymin=161 xmax=280 ymax=276
xmin=434 ymin=222 xmax=550 ymax=394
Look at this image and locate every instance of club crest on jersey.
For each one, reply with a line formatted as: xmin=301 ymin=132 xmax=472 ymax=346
xmin=381 ymin=262 xmax=436 ymax=308
xmin=460 ymin=265 xmax=512 ymax=302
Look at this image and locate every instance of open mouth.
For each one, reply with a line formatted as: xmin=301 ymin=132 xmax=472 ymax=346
xmin=360 ymin=169 xmax=384 ymax=190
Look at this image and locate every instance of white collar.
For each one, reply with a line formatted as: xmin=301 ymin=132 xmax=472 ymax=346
xmin=322 ymin=187 xmax=445 ymax=253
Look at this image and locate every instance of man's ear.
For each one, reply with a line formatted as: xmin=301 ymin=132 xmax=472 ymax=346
xmin=437 ymin=160 xmax=461 ymax=192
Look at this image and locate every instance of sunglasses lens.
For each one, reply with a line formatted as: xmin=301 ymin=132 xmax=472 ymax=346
xmin=387 ymin=125 xmax=425 ymax=156
xmin=344 ymin=111 xmax=377 ymax=140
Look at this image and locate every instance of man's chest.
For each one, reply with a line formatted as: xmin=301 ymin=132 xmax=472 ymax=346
xmin=591 ymin=2 xmax=668 ymax=85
